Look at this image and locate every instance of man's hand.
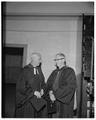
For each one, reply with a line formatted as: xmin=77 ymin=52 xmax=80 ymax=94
xmin=34 ymin=91 xmax=41 ymax=98
xmin=49 ymin=91 xmax=56 ymax=102
xmin=40 ymin=89 xmax=44 ymax=96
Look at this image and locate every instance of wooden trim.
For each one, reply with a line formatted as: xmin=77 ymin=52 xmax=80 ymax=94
xmin=4 ymin=44 xmax=27 ymax=67
xmin=4 ymin=13 xmax=94 ymax=18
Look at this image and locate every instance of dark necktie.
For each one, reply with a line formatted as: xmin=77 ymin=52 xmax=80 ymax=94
xmin=53 ymin=70 xmax=61 ymax=91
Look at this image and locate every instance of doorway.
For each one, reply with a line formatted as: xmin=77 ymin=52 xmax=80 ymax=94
xmin=2 ymin=44 xmax=27 ymax=117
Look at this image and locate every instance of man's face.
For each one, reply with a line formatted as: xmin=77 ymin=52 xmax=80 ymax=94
xmin=31 ymin=54 xmax=41 ymax=67
xmin=54 ymin=55 xmax=64 ymax=68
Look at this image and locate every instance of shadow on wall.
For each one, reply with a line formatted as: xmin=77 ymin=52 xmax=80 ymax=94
xmin=76 ymin=74 xmax=81 ymax=117
xmin=75 ymin=16 xmax=82 ymax=117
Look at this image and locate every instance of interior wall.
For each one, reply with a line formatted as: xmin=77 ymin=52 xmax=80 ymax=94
xmin=5 ymin=17 xmax=82 ymax=81
xmin=6 ymin=2 xmax=94 ymax=15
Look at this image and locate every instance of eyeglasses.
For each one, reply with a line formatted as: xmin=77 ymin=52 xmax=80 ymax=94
xmin=54 ymin=58 xmax=64 ymax=61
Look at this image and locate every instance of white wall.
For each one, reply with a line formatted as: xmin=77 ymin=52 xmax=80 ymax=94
xmin=6 ymin=2 xmax=94 ymax=15
xmin=6 ymin=16 xmax=82 ymax=81
xmin=5 ymin=2 xmax=94 ymax=81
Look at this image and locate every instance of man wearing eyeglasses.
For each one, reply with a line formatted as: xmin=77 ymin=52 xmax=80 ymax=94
xmin=46 ymin=53 xmax=77 ymax=118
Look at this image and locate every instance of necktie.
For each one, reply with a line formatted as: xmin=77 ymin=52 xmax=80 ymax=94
xmin=53 ymin=70 xmax=61 ymax=91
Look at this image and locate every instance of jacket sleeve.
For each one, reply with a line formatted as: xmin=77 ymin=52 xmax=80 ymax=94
xmin=54 ymin=68 xmax=77 ymax=104
xmin=16 ymin=68 xmax=34 ymax=106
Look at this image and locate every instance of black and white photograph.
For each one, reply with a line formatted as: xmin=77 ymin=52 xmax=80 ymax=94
xmin=1 ymin=1 xmax=94 ymax=118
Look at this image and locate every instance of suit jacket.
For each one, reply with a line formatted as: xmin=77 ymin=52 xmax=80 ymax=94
xmin=46 ymin=66 xmax=77 ymax=117
xmin=16 ymin=64 xmax=47 ymax=117
xmin=47 ymin=66 xmax=77 ymax=104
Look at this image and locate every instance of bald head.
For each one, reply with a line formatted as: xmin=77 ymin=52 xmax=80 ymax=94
xmin=31 ymin=52 xmax=42 ymax=67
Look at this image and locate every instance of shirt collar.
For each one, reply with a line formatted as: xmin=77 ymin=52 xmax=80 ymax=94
xmin=57 ymin=66 xmax=67 ymax=71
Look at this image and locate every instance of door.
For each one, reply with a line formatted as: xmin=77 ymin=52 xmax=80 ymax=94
xmin=2 ymin=45 xmax=26 ymax=117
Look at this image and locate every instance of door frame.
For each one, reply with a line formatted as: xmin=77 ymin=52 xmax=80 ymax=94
xmin=4 ymin=43 xmax=27 ymax=67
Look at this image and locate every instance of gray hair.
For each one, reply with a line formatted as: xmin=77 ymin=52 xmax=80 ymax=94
xmin=31 ymin=52 xmax=42 ymax=60
xmin=56 ymin=53 xmax=66 ymax=65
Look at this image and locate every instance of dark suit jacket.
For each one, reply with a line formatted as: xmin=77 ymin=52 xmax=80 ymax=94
xmin=16 ymin=64 xmax=47 ymax=117
xmin=46 ymin=66 xmax=77 ymax=117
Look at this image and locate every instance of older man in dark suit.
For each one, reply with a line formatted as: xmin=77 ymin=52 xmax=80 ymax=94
xmin=16 ymin=52 xmax=47 ymax=118
xmin=46 ymin=53 xmax=77 ymax=118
